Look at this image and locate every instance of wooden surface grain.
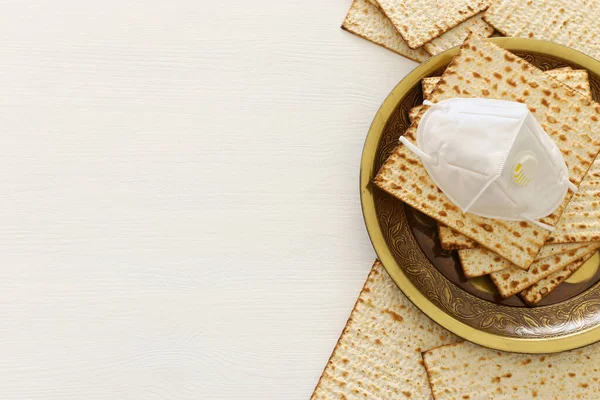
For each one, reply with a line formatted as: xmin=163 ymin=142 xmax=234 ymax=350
xmin=0 ymin=0 xmax=417 ymax=398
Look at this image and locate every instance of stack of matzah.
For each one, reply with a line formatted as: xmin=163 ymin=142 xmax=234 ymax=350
xmin=341 ymin=0 xmax=495 ymax=62
xmin=325 ymin=6 xmax=600 ymax=398
xmin=375 ymin=34 xmax=600 ymax=305
xmin=419 ymin=67 xmax=600 ymax=303
xmin=342 ymin=1 xmax=600 ymax=67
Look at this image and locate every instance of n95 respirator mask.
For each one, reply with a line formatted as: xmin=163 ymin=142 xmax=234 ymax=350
xmin=399 ymin=98 xmax=577 ymax=231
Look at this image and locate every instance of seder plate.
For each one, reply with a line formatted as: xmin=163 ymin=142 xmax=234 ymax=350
xmin=361 ymin=38 xmax=600 ymax=353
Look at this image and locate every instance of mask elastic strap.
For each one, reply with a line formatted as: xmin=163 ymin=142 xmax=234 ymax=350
xmin=523 ymin=216 xmax=555 ymax=232
xmin=423 ymin=100 xmax=435 ymax=106
xmin=565 ymin=178 xmax=578 ymax=193
xmin=399 ymin=136 xmax=434 ymax=163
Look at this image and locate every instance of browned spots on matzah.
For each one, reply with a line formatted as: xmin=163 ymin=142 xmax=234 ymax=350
xmin=478 ymin=223 xmax=493 ymax=232
xmin=384 ymin=309 xmax=404 ymax=322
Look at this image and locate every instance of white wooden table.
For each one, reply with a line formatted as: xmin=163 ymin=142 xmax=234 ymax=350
xmin=0 ymin=1 xmax=417 ymax=398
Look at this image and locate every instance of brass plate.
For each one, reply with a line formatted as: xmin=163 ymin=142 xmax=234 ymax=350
xmin=361 ymin=38 xmax=600 ymax=353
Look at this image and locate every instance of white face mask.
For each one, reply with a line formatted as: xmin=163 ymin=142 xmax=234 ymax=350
xmin=400 ymin=98 xmax=577 ymax=231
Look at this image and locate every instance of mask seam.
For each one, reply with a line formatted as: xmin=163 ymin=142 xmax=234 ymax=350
xmin=493 ymin=111 xmax=528 ymax=180
xmin=415 ymin=105 xmax=435 ymax=150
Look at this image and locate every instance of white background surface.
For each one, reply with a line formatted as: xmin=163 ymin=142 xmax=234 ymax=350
xmin=0 ymin=1 xmax=418 ymax=398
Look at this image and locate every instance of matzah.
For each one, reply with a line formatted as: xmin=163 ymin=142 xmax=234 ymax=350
xmin=311 ymin=260 xmax=459 ymax=399
xmin=423 ymin=68 xmax=590 ymax=101
xmin=375 ymin=35 xmax=600 ymax=269
xmin=375 ymin=0 xmax=493 ymax=49
xmin=408 ymin=106 xmax=423 ymax=123
xmin=423 ymin=13 xmax=494 ymax=56
xmin=458 ymin=243 xmax=588 ymax=278
xmin=547 ymin=69 xmax=592 ymax=98
xmin=342 ymin=2 xmax=494 ymax=63
xmin=520 ymin=251 xmax=596 ymax=306
xmin=484 ymin=0 xmax=600 ymax=61
xmin=341 ymin=0 xmax=429 ymax=63
xmin=421 ymin=77 xmax=439 ymax=100
xmin=489 ymin=243 xmax=600 ymax=298
xmin=548 ymin=157 xmax=600 ymax=243
xmin=439 ymin=224 xmax=476 ymax=250
xmin=423 ymin=341 xmax=600 ymax=399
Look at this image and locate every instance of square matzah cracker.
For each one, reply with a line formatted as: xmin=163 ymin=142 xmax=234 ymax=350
xmin=341 ymin=0 xmax=429 ymax=63
xmin=374 ymin=35 xmax=600 ymax=269
xmin=375 ymin=0 xmax=494 ymax=49
xmin=548 ymin=156 xmax=600 ymax=243
xmin=458 ymin=243 xmax=588 ymax=278
xmin=490 ymin=243 xmax=600 ymax=298
xmin=439 ymin=224 xmax=476 ymax=250
xmin=433 ymin=69 xmax=591 ymax=253
xmin=436 ymin=68 xmax=594 ymax=250
xmin=311 ymin=261 xmax=459 ymax=399
xmin=342 ymin=1 xmax=493 ymax=63
xmin=423 ymin=341 xmax=600 ymax=399
xmin=484 ymin=0 xmax=600 ymax=61
xmin=423 ymin=12 xmax=494 ymax=56
xmin=520 ymin=251 xmax=596 ymax=305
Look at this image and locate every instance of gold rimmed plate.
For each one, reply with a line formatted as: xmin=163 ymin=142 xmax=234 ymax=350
xmin=361 ymin=38 xmax=600 ymax=353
